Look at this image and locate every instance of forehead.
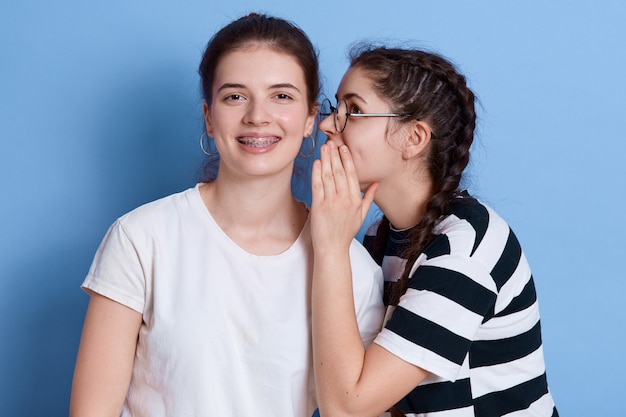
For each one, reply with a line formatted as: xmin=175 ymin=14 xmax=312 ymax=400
xmin=213 ymin=46 xmax=306 ymax=88
xmin=337 ymin=67 xmax=376 ymax=99
xmin=337 ymin=66 xmax=392 ymax=110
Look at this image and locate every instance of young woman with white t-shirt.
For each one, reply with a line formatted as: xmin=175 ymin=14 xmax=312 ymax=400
xmin=69 ymin=14 xmax=384 ymax=417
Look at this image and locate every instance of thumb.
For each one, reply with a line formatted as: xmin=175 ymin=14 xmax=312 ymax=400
xmin=361 ymin=182 xmax=379 ymax=222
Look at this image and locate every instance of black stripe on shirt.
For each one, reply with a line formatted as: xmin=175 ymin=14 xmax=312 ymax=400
xmin=495 ymin=276 xmax=537 ymax=317
xmin=409 ymin=265 xmax=496 ymax=317
xmin=469 ymin=321 xmax=543 ymax=368
xmin=422 ymin=233 xmax=451 ymax=260
xmin=448 ymin=196 xmax=489 ymax=256
xmin=490 ymin=228 xmax=522 ymax=290
xmin=474 ymin=373 xmax=551 ymax=417
xmin=386 ymin=306 xmax=470 ymax=365
xmin=396 ymin=378 xmax=473 ymax=413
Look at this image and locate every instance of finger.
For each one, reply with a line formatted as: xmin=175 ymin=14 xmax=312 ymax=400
xmin=327 ymin=141 xmax=349 ymax=196
xmin=319 ymin=142 xmax=337 ymax=196
xmin=311 ymin=159 xmax=324 ymax=207
xmin=337 ymin=145 xmax=361 ymax=198
xmin=361 ymin=182 xmax=379 ymax=222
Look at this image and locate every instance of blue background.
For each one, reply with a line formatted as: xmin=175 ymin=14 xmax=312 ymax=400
xmin=1 ymin=1 xmax=624 ymax=415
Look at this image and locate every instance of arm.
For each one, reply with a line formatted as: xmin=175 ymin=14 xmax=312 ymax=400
xmin=310 ymin=142 xmax=428 ymax=417
xmin=70 ymin=291 xmax=142 ymax=417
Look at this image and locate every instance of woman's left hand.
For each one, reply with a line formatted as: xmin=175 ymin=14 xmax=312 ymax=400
xmin=310 ymin=140 xmax=377 ymax=253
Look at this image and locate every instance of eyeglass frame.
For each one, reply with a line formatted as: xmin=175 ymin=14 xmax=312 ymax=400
xmin=318 ymin=98 xmax=410 ymax=133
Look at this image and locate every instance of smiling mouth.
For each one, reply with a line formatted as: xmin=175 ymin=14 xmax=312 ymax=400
xmin=237 ymin=137 xmax=281 ymax=147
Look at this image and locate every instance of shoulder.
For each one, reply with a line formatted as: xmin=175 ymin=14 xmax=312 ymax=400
xmin=348 ymin=238 xmax=385 ymax=325
xmin=117 ymin=186 xmax=199 ymax=234
xmin=349 ymin=238 xmax=379 ymax=270
xmin=348 ymin=238 xmax=384 ymax=295
xmin=444 ymin=195 xmax=509 ymax=232
xmin=433 ymin=197 xmax=511 ymax=257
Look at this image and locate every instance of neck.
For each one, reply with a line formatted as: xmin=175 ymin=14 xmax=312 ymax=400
xmin=199 ymin=175 xmax=308 ymax=255
xmin=206 ymin=175 xmax=301 ymax=223
xmin=373 ymin=178 xmax=432 ymax=230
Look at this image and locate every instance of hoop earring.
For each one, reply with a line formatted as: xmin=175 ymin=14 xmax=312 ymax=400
xmin=200 ymin=132 xmax=218 ymax=156
xmin=299 ymin=135 xmax=316 ymax=158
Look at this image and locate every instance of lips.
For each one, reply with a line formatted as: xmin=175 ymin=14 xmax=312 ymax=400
xmin=237 ymin=136 xmax=281 ymax=147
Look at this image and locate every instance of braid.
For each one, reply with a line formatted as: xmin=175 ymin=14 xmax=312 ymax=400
xmin=368 ymin=217 xmax=390 ymax=266
xmin=352 ymin=47 xmax=476 ymax=307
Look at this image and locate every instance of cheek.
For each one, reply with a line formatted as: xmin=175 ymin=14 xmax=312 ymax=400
xmin=276 ymin=112 xmax=308 ymax=134
xmin=342 ymin=126 xmax=377 ymax=152
xmin=207 ymin=108 xmax=234 ymax=135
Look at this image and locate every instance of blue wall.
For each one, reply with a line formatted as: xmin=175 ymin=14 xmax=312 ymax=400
xmin=2 ymin=1 xmax=625 ymax=415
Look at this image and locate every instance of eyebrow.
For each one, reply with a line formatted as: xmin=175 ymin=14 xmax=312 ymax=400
xmin=217 ymin=83 xmax=245 ymax=92
xmin=336 ymin=92 xmax=368 ymax=104
xmin=218 ymin=82 xmax=301 ymax=93
xmin=271 ymin=83 xmax=301 ymax=92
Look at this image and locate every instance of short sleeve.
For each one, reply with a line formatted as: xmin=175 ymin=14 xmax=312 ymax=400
xmin=374 ymin=254 xmax=495 ymax=381
xmin=82 ymin=219 xmax=146 ymax=313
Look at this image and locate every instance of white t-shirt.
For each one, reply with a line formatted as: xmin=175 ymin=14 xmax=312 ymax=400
xmin=83 ymin=185 xmax=384 ymax=417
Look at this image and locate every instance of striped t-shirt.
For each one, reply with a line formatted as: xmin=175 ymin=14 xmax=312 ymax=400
xmin=364 ymin=194 xmax=558 ymax=417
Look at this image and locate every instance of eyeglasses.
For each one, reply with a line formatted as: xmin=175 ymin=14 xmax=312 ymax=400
xmin=318 ymin=98 xmax=408 ymax=133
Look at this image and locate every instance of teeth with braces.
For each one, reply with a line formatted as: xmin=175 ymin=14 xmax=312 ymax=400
xmin=237 ymin=137 xmax=280 ymax=147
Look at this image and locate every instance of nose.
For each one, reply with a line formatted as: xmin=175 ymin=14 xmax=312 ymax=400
xmin=243 ymin=99 xmax=271 ymax=125
xmin=319 ymin=113 xmax=337 ymax=137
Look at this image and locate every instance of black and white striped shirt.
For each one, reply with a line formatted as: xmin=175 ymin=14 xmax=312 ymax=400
xmin=364 ymin=195 xmax=558 ymax=417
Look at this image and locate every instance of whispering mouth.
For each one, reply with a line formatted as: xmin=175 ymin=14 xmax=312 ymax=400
xmin=237 ymin=137 xmax=280 ymax=147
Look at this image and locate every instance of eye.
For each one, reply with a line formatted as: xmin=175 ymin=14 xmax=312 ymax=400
xmin=275 ymin=93 xmax=293 ymax=101
xmin=348 ymin=103 xmax=363 ymax=115
xmin=224 ymin=94 xmax=244 ymax=102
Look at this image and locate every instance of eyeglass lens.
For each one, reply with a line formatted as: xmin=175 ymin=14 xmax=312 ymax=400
xmin=335 ymin=100 xmax=348 ymax=133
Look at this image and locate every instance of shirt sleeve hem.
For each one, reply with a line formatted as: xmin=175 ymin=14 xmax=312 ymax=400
xmin=82 ymin=275 xmax=144 ymax=314
xmin=373 ymin=330 xmax=462 ymax=382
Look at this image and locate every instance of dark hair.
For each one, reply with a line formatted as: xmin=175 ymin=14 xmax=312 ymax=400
xmin=354 ymin=46 xmax=477 ymax=311
xmin=198 ymin=13 xmax=320 ymax=181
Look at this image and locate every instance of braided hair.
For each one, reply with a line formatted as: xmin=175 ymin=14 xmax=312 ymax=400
xmin=351 ymin=45 xmax=476 ymax=417
xmin=352 ymin=46 xmax=477 ymax=307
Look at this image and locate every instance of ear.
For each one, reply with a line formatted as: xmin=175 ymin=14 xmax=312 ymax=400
xmin=304 ymin=101 xmax=318 ymax=137
xmin=203 ymin=101 xmax=214 ymax=136
xmin=402 ymin=120 xmax=432 ymax=160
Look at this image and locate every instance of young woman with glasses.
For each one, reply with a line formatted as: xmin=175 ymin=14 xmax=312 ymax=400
xmin=69 ymin=15 xmax=384 ymax=417
xmin=310 ymin=45 xmax=558 ymax=416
